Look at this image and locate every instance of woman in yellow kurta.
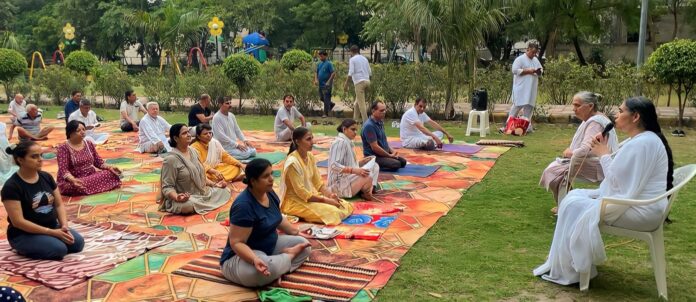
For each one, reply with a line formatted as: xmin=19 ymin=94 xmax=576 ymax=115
xmin=279 ymin=127 xmax=353 ymax=225
xmin=190 ymin=124 xmax=244 ymax=183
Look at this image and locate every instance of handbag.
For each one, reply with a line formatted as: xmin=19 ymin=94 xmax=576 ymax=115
xmin=504 ymin=116 xmax=530 ymax=136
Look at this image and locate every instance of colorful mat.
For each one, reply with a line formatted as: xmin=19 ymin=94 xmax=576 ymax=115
xmin=0 ymin=118 xmax=509 ymax=301
xmin=316 ymin=160 xmax=441 ymax=178
xmin=0 ymin=221 xmax=176 ymax=290
xmin=173 ymin=249 xmax=377 ymax=302
xmin=389 ymin=141 xmax=484 ymax=154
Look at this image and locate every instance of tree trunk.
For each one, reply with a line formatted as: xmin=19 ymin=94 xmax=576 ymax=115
xmin=572 ymin=36 xmax=586 ymax=65
xmin=648 ymin=15 xmax=658 ymax=51
xmin=413 ymin=26 xmax=421 ymax=64
xmin=667 ymin=85 xmax=672 ymax=106
xmin=671 ymin=8 xmax=678 ymax=40
xmin=539 ymin=30 xmax=552 ymax=59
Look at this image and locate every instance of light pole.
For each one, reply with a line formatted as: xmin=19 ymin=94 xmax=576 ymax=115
xmin=208 ymin=17 xmax=224 ymax=62
xmin=636 ymin=0 xmax=649 ymax=94
xmin=338 ymin=33 xmax=348 ymax=62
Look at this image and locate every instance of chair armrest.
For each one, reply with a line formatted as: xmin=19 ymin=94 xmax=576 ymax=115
xmin=599 ymin=193 xmax=668 ymax=222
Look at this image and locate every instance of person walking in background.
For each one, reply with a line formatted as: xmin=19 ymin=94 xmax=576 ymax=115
xmin=503 ymin=42 xmax=542 ymax=133
xmin=344 ymin=45 xmax=371 ymax=122
xmin=314 ymin=50 xmax=336 ymax=118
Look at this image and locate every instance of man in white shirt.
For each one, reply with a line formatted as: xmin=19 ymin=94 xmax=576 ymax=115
xmin=120 ymin=90 xmax=147 ymax=132
xmin=68 ymin=99 xmax=109 ymax=144
xmin=212 ymin=97 xmax=256 ymax=159
xmin=138 ymin=102 xmax=171 ymax=153
xmin=504 ymin=42 xmax=543 ymax=132
xmin=344 ymin=45 xmax=371 ymax=122
xmin=8 ymin=93 xmax=27 ymax=140
xmin=274 ymin=95 xmax=307 ymax=141
xmin=399 ymin=98 xmax=454 ymax=150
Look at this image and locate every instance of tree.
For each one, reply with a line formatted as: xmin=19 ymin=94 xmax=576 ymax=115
xmin=0 ymin=48 xmax=27 ymax=101
xmin=65 ymin=50 xmax=99 ymax=74
xmin=222 ymin=54 xmax=260 ymax=112
xmin=646 ymin=39 xmax=696 ymax=128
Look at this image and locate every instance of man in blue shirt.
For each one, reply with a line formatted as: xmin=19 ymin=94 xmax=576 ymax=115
xmin=64 ymin=90 xmax=82 ymax=122
xmin=361 ymin=101 xmax=407 ymax=171
xmin=314 ymin=50 xmax=336 ymax=118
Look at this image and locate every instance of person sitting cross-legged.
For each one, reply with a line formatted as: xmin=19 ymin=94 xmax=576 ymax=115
xmin=190 ymin=124 xmax=244 ymax=183
xmin=399 ymin=97 xmax=454 ymax=150
xmin=212 ymin=97 xmax=256 ymax=160
xmin=280 ymin=127 xmax=353 ymax=225
xmin=68 ymin=99 xmax=109 ymax=144
xmin=219 ymin=158 xmax=311 ymax=287
xmin=361 ymin=101 xmax=407 ymax=172
xmin=138 ymin=102 xmax=171 ymax=154
xmin=15 ymin=104 xmax=55 ymax=141
xmin=274 ymin=95 xmax=307 ymax=142
xmin=328 ymin=119 xmax=379 ymax=200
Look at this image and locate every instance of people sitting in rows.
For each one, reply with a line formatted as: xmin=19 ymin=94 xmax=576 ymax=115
xmin=1 ymin=141 xmax=85 ymax=260
xmin=534 ymin=97 xmax=674 ymax=287
xmin=120 ymin=90 xmax=147 ymax=132
xmin=0 ymin=123 xmax=18 ymax=185
xmin=190 ymin=124 xmax=244 ymax=183
xmin=279 ymin=127 xmax=353 ymax=225
xmin=7 ymin=93 xmax=27 ymax=140
xmin=328 ymin=119 xmax=379 ymax=201
xmin=220 ymin=158 xmax=311 ymax=287
xmin=361 ymin=101 xmax=407 ymax=171
xmin=188 ymin=94 xmax=214 ymax=128
xmin=138 ymin=102 xmax=171 ymax=153
xmin=399 ymin=97 xmax=454 ymax=150
xmin=212 ymin=97 xmax=256 ymax=160
xmin=68 ymin=99 xmax=109 ymax=144
xmin=64 ymin=90 xmax=82 ymax=122
xmin=57 ymin=121 xmax=122 ymax=196
xmin=14 ymin=104 xmax=55 ymax=141
xmin=159 ymin=124 xmax=230 ymax=215
xmin=274 ymin=95 xmax=307 ymax=142
xmin=539 ymin=91 xmax=618 ymax=213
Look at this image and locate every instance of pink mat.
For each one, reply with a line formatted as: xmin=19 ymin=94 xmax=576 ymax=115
xmin=389 ymin=141 xmax=483 ymax=154
xmin=0 ymin=222 xmax=176 ymax=289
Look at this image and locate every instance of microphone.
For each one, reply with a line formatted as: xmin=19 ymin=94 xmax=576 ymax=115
xmin=601 ymin=123 xmax=614 ymax=138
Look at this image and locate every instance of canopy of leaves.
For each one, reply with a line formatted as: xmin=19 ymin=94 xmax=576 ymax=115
xmin=65 ymin=50 xmax=99 ymax=74
xmin=280 ymin=49 xmax=312 ymax=71
xmin=0 ymin=48 xmax=27 ymax=82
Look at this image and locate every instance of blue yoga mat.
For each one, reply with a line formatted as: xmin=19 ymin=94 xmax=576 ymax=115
xmin=316 ymin=160 xmax=440 ymax=178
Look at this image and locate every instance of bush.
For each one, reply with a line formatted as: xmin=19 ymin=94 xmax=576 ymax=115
xmin=92 ymin=62 xmax=132 ymax=108
xmin=283 ymin=68 xmax=320 ymax=114
xmin=222 ymin=54 xmax=260 ymax=112
xmin=540 ymin=56 xmax=596 ymax=105
xmin=137 ymin=68 xmax=178 ymax=111
xmin=203 ymin=66 xmax=237 ymax=109
xmin=2 ymin=76 xmax=32 ymax=103
xmin=253 ymin=61 xmax=285 ymax=115
xmin=478 ymin=63 xmax=512 ymax=106
xmin=646 ymin=39 xmax=696 ymax=127
xmin=0 ymin=48 xmax=26 ymax=82
xmin=372 ymin=64 xmax=416 ymax=118
xmin=594 ymin=62 xmax=640 ymax=116
xmin=65 ymin=50 xmax=99 ymax=74
xmin=280 ymin=49 xmax=312 ymax=71
xmin=34 ymin=65 xmax=88 ymax=105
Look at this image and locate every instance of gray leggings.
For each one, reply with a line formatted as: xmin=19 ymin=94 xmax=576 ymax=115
xmin=220 ymin=235 xmax=311 ymax=287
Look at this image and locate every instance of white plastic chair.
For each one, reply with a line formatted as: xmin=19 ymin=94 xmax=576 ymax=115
xmin=579 ymin=164 xmax=696 ymax=300
xmin=465 ymin=110 xmax=490 ymax=137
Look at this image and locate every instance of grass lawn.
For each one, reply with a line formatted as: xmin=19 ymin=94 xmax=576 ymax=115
xmin=38 ymin=106 xmax=696 ymax=301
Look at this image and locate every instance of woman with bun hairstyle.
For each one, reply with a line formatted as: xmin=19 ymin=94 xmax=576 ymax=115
xmin=158 ymin=124 xmax=230 ymax=214
xmin=219 ymin=158 xmax=311 ymax=287
xmin=1 ymin=140 xmax=85 ymax=260
xmin=327 ymin=119 xmax=380 ymax=201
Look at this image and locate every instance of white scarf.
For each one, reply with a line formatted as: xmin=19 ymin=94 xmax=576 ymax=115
xmin=570 ymin=114 xmax=619 ymax=153
xmin=204 ymin=138 xmax=224 ymax=168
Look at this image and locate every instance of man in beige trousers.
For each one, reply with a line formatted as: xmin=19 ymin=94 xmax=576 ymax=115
xmin=344 ymin=45 xmax=371 ymax=122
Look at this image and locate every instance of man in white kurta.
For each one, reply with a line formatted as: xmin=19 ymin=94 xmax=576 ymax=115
xmin=68 ymin=99 xmax=109 ymax=144
xmin=399 ymin=98 xmax=454 ymax=150
xmin=138 ymin=102 xmax=172 ymax=153
xmin=211 ymin=98 xmax=256 ymax=160
xmin=505 ymin=42 xmax=543 ymax=132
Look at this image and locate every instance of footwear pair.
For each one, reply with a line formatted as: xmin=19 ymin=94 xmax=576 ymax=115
xmin=671 ymin=129 xmax=686 ymax=137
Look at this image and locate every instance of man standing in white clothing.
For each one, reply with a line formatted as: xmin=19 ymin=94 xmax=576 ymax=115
xmin=399 ymin=98 xmax=454 ymax=150
xmin=504 ymin=42 xmax=543 ymax=132
xmin=344 ymin=45 xmax=371 ymax=122
xmin=68 ymin=99 xmax=109 ymax=144
xmin=211 ymin=97 xmax=256 ymax=160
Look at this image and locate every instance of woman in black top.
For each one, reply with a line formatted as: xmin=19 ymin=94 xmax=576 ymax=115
xmin=1 ymin=140 xmax=84 ymax=260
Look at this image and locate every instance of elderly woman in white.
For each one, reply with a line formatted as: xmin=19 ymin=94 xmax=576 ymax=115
xmin=534 ymin=97 xmax=674 ymax=287
xmin=327 ymin=119 xmax=379 ymax=200
xmin=539 ymin=91 xmax=618 ymax=213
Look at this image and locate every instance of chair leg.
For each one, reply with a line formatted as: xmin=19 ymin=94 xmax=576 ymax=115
xmin=649 ymin=230 xmax=668 ymax=300
xmin=481 ymin=112 xmax=488 ymax=137
xmin=466 ymin=112 xmax=474 ymax=136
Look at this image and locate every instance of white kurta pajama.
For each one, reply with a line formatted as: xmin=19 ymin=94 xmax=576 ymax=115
xmin=138 ymin=114 xmax=172 ymax=153
xmin=211 ymin=111 xmax=257 ymax=160
xmin=399 ymin=107 xmax=443 ymax=149
xmin=533 ymin=131 xmax=669 ymax=286
xmin=508 ymin=54 xmax=542 ymax=130
xmin=327 ymin=133 xmax=380 ymax=198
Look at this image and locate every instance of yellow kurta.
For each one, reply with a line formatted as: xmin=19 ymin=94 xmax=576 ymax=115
xmin=280 ymin=151 xmax=353 ymax=225
xmin=190 ymin=141 xmax=243 ymax=182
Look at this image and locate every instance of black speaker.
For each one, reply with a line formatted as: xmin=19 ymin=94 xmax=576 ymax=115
xmin=471 ymin=88 xmax=488 ymax=111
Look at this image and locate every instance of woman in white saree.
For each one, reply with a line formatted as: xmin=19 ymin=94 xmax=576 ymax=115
xmin=534 ymin=97 xmax=674 ymax=286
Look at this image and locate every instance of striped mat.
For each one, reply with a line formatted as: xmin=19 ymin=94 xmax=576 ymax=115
xmin=173 ymin=250 xmax=377 ymax=301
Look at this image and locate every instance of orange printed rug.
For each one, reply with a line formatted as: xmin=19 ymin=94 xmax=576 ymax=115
xmin=0 ymin=118 xmax=509 ymax=301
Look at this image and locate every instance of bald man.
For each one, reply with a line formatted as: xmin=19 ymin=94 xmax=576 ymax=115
xmin=7 ymin=94 xmax=27 ymax=140
xmin=15 ymin=104 xmax=54 ymax=141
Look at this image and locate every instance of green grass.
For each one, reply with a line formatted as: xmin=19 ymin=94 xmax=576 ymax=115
xmin=31 ymin=107 xmax=696 ymax=301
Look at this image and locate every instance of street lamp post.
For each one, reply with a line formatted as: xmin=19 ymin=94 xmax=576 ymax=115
xmin=338 ymin=33 xmax=349 ymax=62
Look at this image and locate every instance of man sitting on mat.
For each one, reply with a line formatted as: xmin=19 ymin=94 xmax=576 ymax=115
xmin=274 ymin=95 xmax=308 ymax=142
xmin=361 ymin=101 xmax=407 ymax=172
xmin=399 ymin=97 xmax=454 ymax=150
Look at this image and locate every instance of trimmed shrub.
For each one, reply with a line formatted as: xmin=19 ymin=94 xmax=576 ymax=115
xmin=65 ymin=50 xmax=99 ymax=74
xmin=92 ymin=62 xmax=132 ymax=108
xmin=254 ymin=61 xmax=285 ymax=115
xmin=280 ymin=49 xmax=312 ymax=71
xmin=222 ymin=54 xmax=260 ymax=112
xmin=540 ymin=56 xmax=596 ymax=105
xmin=137 ymin=68 xmax=178 ymax=111
xmin=34 ymin=65 xmax=88 ymax=105
xmin=646 ymin=39 xmax=696 ymax=127
xmin=0 ymin=48 xmax=26 ymax=82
